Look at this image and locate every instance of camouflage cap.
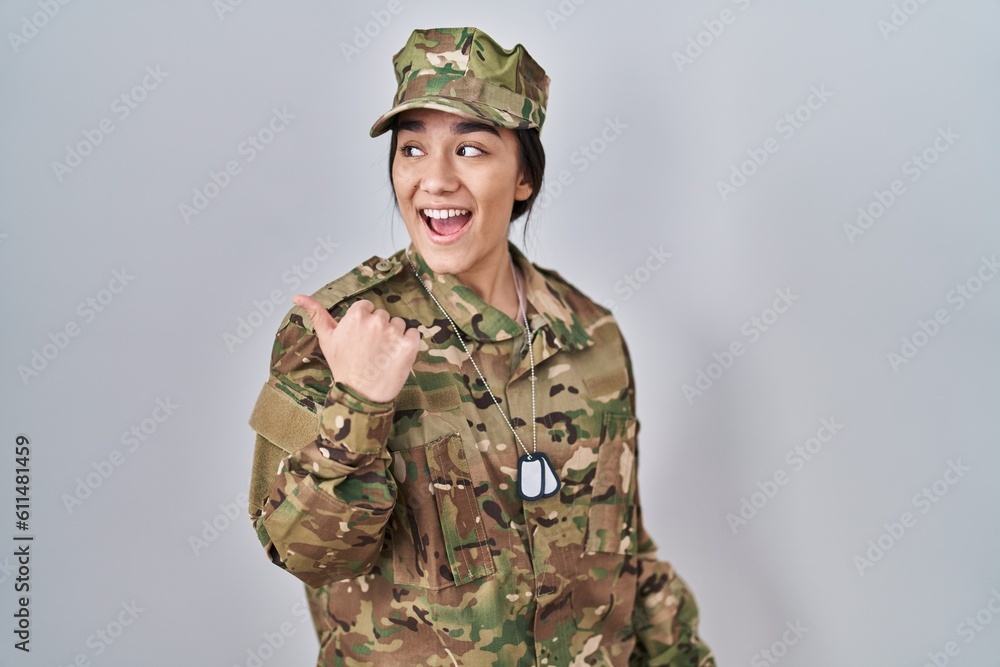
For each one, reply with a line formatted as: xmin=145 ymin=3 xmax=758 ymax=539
xmin=369 ymin=27 xmax=550 ymax=138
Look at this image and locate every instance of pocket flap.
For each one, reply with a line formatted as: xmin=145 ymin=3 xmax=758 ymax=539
xmin=394 ymin=383 xmax=462 ymax=412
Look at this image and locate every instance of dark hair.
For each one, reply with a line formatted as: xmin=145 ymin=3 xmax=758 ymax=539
xmin=387 ymin=119 xmax=546 ymax=246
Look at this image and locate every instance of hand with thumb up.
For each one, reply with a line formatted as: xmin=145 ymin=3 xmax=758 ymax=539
xmin=292 ymin=295 xmax=421 ymax=404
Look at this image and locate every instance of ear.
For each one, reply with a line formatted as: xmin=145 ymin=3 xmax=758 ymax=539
xmin=514 ymin=169 xmax=533 ymax=202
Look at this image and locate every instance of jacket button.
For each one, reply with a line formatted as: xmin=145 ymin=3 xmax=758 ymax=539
xmin=375 ymin=260 xmax=393 ymax=272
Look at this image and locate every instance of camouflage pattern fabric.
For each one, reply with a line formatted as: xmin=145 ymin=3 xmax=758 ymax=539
xmin=369 ymin=27 xmax=550 ymax=138
xmin=246 ymin=241 xmax=715 ymax=666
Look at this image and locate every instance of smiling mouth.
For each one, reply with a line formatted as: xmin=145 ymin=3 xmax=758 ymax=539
xmin=421 ymin=208 xmax=472 ymax=237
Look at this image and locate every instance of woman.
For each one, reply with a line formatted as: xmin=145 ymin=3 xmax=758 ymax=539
xmin=246 ymin=26 xmax=715 ymax=666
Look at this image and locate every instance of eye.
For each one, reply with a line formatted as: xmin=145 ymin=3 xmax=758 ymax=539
xmin=457 ymin=144 xmax=485 ymax=157
xmin=399 ymin=144 xmax=425 ymax=157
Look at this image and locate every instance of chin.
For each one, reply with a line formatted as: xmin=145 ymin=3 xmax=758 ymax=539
xmin=408 ymin=228 xmax=472 ymax=275
xmin=420 ymin=248 xmax=470 ymax=276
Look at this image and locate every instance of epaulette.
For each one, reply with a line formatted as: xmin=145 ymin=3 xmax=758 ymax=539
xmin=534 ymin=263 xmax=613 ymax=319
xmin=281 ymin=254 xmax=404 ymax=332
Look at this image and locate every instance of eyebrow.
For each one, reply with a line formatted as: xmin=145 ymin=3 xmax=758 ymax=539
xmin=396 ymin=118 xmax=501 ymax=138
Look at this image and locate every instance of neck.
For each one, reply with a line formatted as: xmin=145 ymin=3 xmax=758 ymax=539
xmin=455 ymin=246 xmax=521 ymax=322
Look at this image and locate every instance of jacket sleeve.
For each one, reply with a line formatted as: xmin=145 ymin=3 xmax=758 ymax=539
xmin=628 ymin=474 xmax=716 ymax=666
xmin=246 ymin=315 xmax=397 ymax=589
xmin=618 ymin=334 xmax=716 ymax=666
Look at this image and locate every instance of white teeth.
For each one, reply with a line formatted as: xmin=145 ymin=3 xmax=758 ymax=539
xmin=423 ymin=208 xmax=469 ymax=219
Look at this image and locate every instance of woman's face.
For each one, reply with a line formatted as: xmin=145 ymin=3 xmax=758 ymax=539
xmin=392 ymin=108 xmax=533 ymax=277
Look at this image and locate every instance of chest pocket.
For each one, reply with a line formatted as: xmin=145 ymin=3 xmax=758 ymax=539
xmin=585 ymin=411 xmax=639 ymax=555
xmin=385 ymin=385 xmax=496 ymax=590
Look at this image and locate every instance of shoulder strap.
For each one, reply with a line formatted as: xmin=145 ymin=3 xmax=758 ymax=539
xmin=281 ymin=254 xmax=404 ymax=332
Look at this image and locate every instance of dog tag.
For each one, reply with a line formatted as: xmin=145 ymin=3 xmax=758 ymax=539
xmin=517 ymin=452 xmax=560 ymax=500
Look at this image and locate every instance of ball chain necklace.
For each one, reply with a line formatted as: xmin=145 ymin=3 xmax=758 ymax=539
xmin=405 ymin=248 xmax=560 ymax=501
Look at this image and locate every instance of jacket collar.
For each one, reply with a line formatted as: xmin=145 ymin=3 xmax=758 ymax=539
xmin=399 ymin=241 xmax=596 ymax=352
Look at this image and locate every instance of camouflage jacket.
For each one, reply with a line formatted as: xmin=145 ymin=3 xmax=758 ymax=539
xmin=246 ymin=241 xmax=715 ymax=666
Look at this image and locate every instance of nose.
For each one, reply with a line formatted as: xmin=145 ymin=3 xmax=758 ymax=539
xmin=419 ymin=152 xmax=460 ymax=195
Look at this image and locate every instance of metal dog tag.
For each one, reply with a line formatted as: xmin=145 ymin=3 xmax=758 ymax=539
xmin=517 ymin=452 xmax=560 ymax=500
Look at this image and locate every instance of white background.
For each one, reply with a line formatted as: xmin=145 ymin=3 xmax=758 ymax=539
xmin=2 ymin=1 xmax=999 ymax=665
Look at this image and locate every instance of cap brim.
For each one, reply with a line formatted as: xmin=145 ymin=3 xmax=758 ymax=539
xmin=369 ymin=96 xmax=537 ymax=137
